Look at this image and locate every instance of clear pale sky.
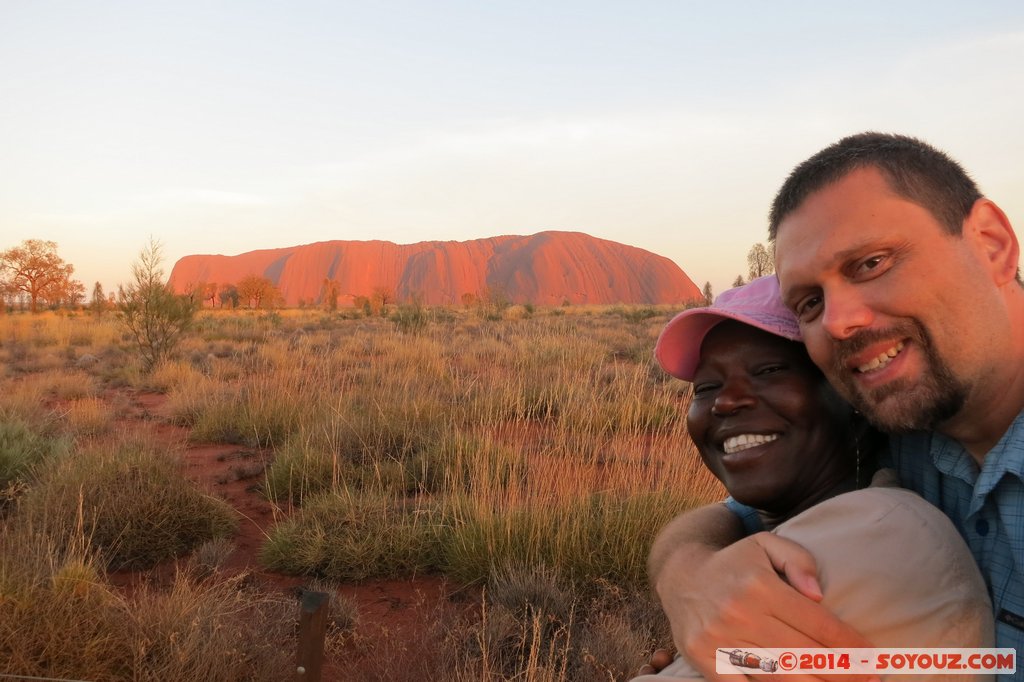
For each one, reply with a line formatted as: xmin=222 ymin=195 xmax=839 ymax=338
xmin=2 ymin=1 xmax=1022 ymax=299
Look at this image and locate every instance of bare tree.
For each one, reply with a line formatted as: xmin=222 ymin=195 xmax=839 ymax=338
xmin=320 ymin=278 xmax=340 ymax=311
xmin=747 ymin=242 xmax=774 ymax=281
xmin=90 ymin=281 xmax=107 ymax=316
xmin=203 ymin=282 xmax=218 ymax=308
xmin=0 ymin=239 xmax=82 ymax=313
xmin=702 ymin=281 xmax=713 ymax=305
xmin=218 ymin=284 xmax=239 ymax=309
xmin=732 ymin=275 xmax=745 ymax=288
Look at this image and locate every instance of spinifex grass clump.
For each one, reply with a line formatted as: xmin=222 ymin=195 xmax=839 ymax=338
xmin=0 ymin=416 xmax=69 ymax=495
xmin=441 ymin=489 xmax=702 ymax=587
xmin=451 ymin=564 xmax=671 ymax=682
xmin=475 ymin=563 xmax=578 ymax=679
xmin=263 ymin=437 xmax=344 ymax=504
xmin=260 ymin=490 xmax=440 ymax=580
xmin=0 ymin=523 xmax=294 ymax=682
xmin=0 ymin=525 xmax=134 ymax=680
xmin=15 ymin=436 xmax=237 ymax=569
xmin=35 ymin=367 xmax=98 ymax=400
xmin=263 ymin=423 xmax=512 ymax=504
xmin=62 ymin=396 xmax=115 ymax=437
xmin=127 ymin=573 xmax=295 ymax=681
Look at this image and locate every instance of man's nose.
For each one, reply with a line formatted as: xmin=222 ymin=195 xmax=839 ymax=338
xmin=711 ymin=376 xmax=757 ymax=416
xmin=820 ymin=290 xmax=873 ymax=340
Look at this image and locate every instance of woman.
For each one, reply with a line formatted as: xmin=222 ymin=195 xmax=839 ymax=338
xmin=633 ymin=276 xmax=993 ymax=681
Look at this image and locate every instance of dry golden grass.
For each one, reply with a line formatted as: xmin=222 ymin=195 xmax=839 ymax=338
xmin=62 ymin=396 xmax=116 ymax=437
xmin=30 ymin=367 xmax=98 ymax=400
xmin=0 ymin=522 xmax=295 ymax=681
xmin=148 ymin=358 xmax=207 ymax=392
xmin=0 ymin=304 xmax=715 ymax=680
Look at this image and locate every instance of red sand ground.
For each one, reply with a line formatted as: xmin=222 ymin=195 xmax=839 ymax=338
xmin=104 ymin=389 xmax=473 ymax=681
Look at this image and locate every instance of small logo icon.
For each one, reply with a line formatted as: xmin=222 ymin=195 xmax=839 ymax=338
xmin=720 ymin=649 xmax=779 ymax=673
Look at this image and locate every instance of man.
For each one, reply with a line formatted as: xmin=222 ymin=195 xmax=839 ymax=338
xmin=649 ymin=133 xmax=1024 ymax=679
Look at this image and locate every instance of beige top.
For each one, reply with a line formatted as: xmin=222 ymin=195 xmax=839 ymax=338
xmin=634 ymin=483 xmax=994 ymax=682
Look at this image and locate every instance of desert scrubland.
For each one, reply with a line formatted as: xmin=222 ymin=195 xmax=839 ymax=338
xmin=0 ymin=303 xmax=721 ymax=681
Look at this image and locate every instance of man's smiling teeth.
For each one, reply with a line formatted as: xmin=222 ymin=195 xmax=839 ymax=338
xmin=856 ymin=341 xmax=905 ymax=373
xmin=723 ymin=433 xmax=779 ymax=454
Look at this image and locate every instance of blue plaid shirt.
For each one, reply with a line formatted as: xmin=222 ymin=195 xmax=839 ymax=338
xmin=889 ymin=415 xmax=1024 ymax=656
xmin=724 ymin=413 xmax=1024 ymax=655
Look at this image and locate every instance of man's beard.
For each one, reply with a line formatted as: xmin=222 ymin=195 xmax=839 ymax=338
xmin=828 ymin=320 xmax=968 ymax=433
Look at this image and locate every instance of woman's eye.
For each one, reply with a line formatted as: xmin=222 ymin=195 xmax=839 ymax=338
xmin=692 ymin=382 xmax=718 ymax=396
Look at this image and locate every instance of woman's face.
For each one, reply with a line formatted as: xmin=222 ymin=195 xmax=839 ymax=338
xmin=686 ymin=320 xmax=855 ymax=514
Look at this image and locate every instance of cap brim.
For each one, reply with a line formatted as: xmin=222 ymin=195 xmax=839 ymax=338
xmin=654 ymin=309 xmax=732 ymax=381
xmin=654 ymin=307 xmax=802 ymax=381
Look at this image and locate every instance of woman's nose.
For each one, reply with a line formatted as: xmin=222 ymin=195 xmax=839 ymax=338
xmin=711 ymin=376 xmax=757 ymax=416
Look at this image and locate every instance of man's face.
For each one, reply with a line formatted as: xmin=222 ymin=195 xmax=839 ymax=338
xmin=774 ymin=167 xmax=994 ymax=432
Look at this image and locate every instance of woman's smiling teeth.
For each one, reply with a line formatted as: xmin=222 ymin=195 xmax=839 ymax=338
xmin=723 ymin=433 xmax=779 ymax=454
xmin=856 ymin=341 xmax=905 ymax=373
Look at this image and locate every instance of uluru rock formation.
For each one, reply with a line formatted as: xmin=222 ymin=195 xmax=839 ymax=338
xmin=168 ymin=231 xmax=702 ymax=307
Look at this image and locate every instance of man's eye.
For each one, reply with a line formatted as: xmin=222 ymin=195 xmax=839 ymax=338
xmin=851 ymin=253 xmax=892 ymax=281
xmin=756 ymin=364 xmax=785 ymax=376
xmin=858 ymin=255 xmax=884 ymax=272
xmin=795 ymin=295 xmax=822 ymax=321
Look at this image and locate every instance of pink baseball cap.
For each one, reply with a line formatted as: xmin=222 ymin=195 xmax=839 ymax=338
xmin=655 ymin=275 xmax=802 ymax=381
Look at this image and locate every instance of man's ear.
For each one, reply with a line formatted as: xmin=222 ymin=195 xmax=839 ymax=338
xmin=964 ymin=198 xmax=1020 ymax=285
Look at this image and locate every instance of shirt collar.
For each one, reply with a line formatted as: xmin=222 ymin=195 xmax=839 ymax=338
xmin=977 ymin=410 xmax=1024 ymax=489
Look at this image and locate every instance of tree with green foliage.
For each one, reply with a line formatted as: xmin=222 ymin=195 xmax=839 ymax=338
xmin=0 ymin=239 xmax=83 ymax=313
xmin=118 ymin=239 xmax=197 ymax=371
xmin=237 ymin=274 xmax=281 ymax=309
xmin=370 ymin=285 xmax=393 ymax=316
xmin=353 ymin=295 xmax=372 ymax=316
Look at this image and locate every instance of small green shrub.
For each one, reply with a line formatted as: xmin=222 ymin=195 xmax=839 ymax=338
xmin=118 ymin=239 xmax=197 ymax=371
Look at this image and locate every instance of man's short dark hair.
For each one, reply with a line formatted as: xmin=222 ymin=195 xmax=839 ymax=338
xmin=768 ymin=132 xmax=982 ymax=241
